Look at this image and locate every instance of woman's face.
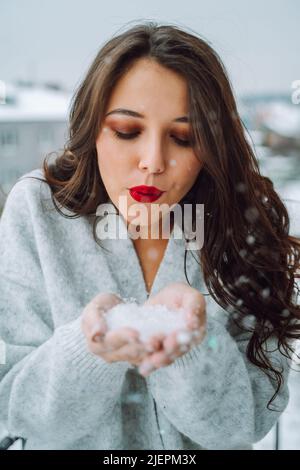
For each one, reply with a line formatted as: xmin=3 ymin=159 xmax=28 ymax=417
xmin=96 ymin=58 xmax=203 ymax=231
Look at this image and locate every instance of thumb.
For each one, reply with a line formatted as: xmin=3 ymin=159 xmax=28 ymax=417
xmin=92 ymin=292 xmax=123 ymax=312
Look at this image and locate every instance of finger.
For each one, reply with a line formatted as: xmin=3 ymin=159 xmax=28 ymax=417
xmin=89 ymin=329 xmax=143 ymax=358
xmin=183 ymin=292 xmax=206 ymax=327
xmin=185 ymin=312 xmax=202 ymax=330
xmin=81 ymin=311 xmax=108 ymax=341
xmin=90 ymin=317 xmax=109 ymax=342
xmin=104 ymin=327 xmax=140 ymax=351
xmin=145 ymin=293 xmax=182 ymax=312
xmin=82 ymin=309 xmax=108 ymax=341
xmin=91 ymin=292 xmax=123 ymax=309
xmin=163 ymin=331 xmax=179 ymax=355
xmin=190 ymin=326 xmax=206 ymax=345
xmin=83 ymin=295 xmax=123 ymax=339
xmin=138 ymin=361 xmax=157 ymax=376
xmin=144 ymin=333 xmax=165 ymax=353
xmin=118 ymin=342 xmax=149 ymax=361
xmin=163 ymin=330 xmax=194 ymax=359
xmin=90 ymin=327 xmax=141 ymax=357
xmin=100 ymin=342 xmax=148 ymax=364
xmin=146 ymin=351 xmax=172 ymax=369
xmin=144 ymin=282 xmax=192 ymax=310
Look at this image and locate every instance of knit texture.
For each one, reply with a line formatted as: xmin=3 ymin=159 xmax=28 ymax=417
xmin=0 ymin=168 xmax=291 ymax=450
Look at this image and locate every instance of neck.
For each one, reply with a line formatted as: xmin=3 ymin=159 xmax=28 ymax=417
xmin=126 ymin=215 xmax=174 ymax=242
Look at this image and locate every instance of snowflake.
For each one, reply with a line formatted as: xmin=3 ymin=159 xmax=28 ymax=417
xmin=146 ymin=248 xmax=159 ymax=260
xmin=236 ymin=182 xmax=246 ymax=193
xmin=260 ymin=288 xmax=270 ymax=299
xmin=207 ymin=335 xmax=218 ymax=351
xmin=245 ymin=206 xmax=259 ymax=223
xmin=246 ymin=235 xmax=255 ymax=245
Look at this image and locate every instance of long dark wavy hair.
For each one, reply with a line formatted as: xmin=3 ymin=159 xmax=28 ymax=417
xmin=21 ymin=21 xmax=300 ymax=409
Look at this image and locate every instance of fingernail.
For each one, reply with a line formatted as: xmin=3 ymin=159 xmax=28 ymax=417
xmin=91 ymin=324 xmax=103 ymax=337
xmin=93 ymin=334 xmax=102 ymax=343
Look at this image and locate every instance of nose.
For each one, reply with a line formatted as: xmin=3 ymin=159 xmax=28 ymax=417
xmin=138 ymin=137 xmax=165 ymax=174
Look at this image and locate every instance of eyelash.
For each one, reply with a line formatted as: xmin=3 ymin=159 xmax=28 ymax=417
xmin=113 ymin=130 xmax=193 ymax=148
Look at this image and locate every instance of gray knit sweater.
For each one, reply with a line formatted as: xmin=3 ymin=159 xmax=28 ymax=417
xmin=0 ymin=168 xmax=291 ymax=450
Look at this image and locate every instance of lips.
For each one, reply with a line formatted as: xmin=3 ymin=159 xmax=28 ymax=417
xmin=129 ymin=185 xmax=165 ymax=203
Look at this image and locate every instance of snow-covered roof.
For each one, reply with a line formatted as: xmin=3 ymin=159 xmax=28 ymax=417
xmin=258 ymin=101 xmax=300 ymax=138
xmin=0 ymin=83 xmax=71 ymax=122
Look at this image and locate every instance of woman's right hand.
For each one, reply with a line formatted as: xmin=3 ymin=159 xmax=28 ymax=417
xmin=81 ymin=292 xmax=152 ymax=366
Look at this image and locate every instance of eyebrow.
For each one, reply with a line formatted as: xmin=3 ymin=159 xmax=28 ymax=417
xmin=105 ymin=108 xmax=189 ymax=123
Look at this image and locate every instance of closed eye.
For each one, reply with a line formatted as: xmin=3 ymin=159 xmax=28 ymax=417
xmin=113 ymin=130 xmax=193 ymax=148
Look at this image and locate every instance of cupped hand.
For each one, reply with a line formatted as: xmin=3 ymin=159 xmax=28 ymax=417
xmin=138 ymin=282 xmax=206 ymax=376
xmin=81 ymin=292 xmax=149 ymax=366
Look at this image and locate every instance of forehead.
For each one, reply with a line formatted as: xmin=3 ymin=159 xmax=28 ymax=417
xmin=105 ymin=58 xmax=189 ymax=117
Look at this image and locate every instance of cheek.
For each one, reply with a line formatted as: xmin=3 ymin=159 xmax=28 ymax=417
xmin=172 ymin=159 xmax=202 ymax=188
xmin=96 ymin=138 xmax=121 ymax=176
xmin=96 ymin=133 xmax=134 ymax=171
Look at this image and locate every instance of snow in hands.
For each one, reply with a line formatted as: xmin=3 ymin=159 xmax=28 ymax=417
xmin=103 ymin=302 xmax=202 ymax=369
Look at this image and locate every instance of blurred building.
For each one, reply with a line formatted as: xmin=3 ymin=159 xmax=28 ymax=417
xmin=240 ymin=94 xmax=300 ymax=152
xmin=0 ymin=81 xmax=71 ymax=200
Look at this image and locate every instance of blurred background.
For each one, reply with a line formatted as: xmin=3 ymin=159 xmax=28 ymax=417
xmin=0 ymin=0 xmax=299 ymax=450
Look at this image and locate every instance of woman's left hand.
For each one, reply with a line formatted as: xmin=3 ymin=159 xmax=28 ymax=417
xmin=138 ymin=282 xmax=206 ymax=376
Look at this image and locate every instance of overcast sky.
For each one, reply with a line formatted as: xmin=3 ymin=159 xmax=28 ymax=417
xmin=1 ymin=0 xmax=299 ymax=97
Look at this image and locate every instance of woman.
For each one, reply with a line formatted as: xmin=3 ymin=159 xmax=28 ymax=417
xmin=0 ymin=21 xmax=299 ymax=451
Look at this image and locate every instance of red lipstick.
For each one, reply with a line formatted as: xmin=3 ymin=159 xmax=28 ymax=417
xmin=129 ymin=185 xmax=165 ymax=203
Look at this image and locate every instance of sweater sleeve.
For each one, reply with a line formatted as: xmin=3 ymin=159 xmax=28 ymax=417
xmin=146 ymin=301 xmax=292 ymax=450
xmin=0 ymin=179 xmax=131 ymax=445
